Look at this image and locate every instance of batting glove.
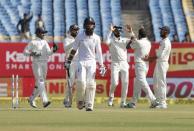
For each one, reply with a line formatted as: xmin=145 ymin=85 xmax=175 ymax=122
xmin=30 ymin=51 xmax=41 ymax=57
xmin=99 ymin=66 xmax=107 ymax=77
xmin=53 ymin=43 xmax=58 ymax=53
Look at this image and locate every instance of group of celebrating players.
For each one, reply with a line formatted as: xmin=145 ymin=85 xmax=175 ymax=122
xmin=23 ymin=16 xmax=171 ymax=111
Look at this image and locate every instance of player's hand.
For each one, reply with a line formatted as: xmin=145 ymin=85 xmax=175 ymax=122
xmin=99 ymin=66 xmax=107 ymax=77
xmin=109 ymin=24 xmax=115 ymax=32
xmin=64 ymin=60 xmax=71 ymax=69
xmin=53 ymin=43 xmax=58 ymax=53
xmin=125 ymin=24 xmax=132 ymax=33
xmin=142 ymin=55 xmax=149 ymax=61
xmin=142 ymin=55 xmax=155 ymax=63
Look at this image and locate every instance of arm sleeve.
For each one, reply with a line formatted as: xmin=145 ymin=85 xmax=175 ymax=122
xmin=129 ymin=32 xmax=135 ymax=38
xmin=124 ymin=38 xmax=131 ymax=46
xmin=23 ymin=42 xmax=33 ymax=56
xmin=46 ymin=42 xmax=53 ymax=55
xmin=64 ymin=39 xmax=73 ymax=52
xmin=96 ymin=37 xmax=104 ymax=66
xmin=156 ymin=42 xmax=167 ymax=58
xmin=130 ymin=39 xmax=139 ymax=49
xmin=72 ymin=36 xmax=80 ymax=51
xmin=105 ymin=31 xmax=112 ymax=46
xmin=27 ymin=14 xmax=33 ymax=22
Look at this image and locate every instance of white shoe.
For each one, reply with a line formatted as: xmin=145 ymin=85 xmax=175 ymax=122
xmin=108 ymin=97 xmax=114 ymax=106
xmin=85 ymin=103 xmax=93 ymax=111
xmin=28 ymin=99 xmax=37 ymax=108
xmin=156 ymin=104 xmax=168 ymax=109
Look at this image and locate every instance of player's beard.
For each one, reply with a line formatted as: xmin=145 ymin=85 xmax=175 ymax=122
xmin=85 ymin=28 xmax=94 ymax=36
xmin=85 ymin=25 xmax=95 ymax=36
xmin=71 ymin=32 xmax=78 ymax=38
xmin=37 ymin=33 xmax=44 ymax=39
xmin=160 ymin=33 xmax=166 ymax=38
xmin=113 ymin=32 xmax=120 ymax=38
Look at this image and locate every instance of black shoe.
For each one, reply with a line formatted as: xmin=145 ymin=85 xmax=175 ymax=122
xmin=86 ymin=108 xmax=93 ymax=111
xmin=43 ymin=101 xmax=51 ymax=108
xmin=150 ymin=100 xmax=159 ymax=108
xmin=77 ymin=101 xmax=85 ymax=110
xmin=63 ymin=100 xmax=72 ymax=108
xmin=127 ymin=103 xmax=136 ymax=108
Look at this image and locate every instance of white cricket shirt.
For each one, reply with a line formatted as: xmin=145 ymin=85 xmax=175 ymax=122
xmin=130 ymin=38 xmax=151 ymax=63
xmin=23 ymin=37 xmax=53 ymax=62
xmin=156 ymin=37 xmax=171 ymax=62
xmin=106 ymin=31 xmax=130 ymax=62
xmin=72 ymin=32 xmax=103 ymax=66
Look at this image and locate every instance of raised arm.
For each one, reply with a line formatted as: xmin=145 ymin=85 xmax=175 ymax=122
xmin=125 ymin=24 xmax=137 ymax=49
xmin=105 ymin=24 xmax=115 ymax=45
xmin=23 ymin=42 xmax=33 ymax=56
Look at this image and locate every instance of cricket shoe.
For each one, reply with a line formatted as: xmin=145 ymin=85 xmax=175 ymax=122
xmin=28 ymin=99 xmax=37 ymax=108
xmin=77 ymin=101 xmax=85 ymax=110
xmin=43 ymin=101 xmax=51 ymax=108
xmin=63 ymin=100 xmax=72 ymax=108
xmin=108 ymin=97 xmax=114 ymax=106
xmin=120 ymin=102 xmax=127 ymax=108
xmin=155 ymin=104 xmax=168 ymax=109
xmin=127 ymin=103 xmax=136 ymax=108
xmin=85 ymin=103 xmax=93 ymax=111
xmin=86 ymin=108 xmax=93 ymax=111
xmin=150 ymin=100 xmax=160 ymax=108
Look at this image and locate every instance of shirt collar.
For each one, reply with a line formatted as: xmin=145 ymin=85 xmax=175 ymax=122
xmin=35 ymin=37 xmax=42 ymax=41
xmin=66 ymin=33 xmax=75 ymax=39
xmin=113 ymin=36 xmax=120 ymax=41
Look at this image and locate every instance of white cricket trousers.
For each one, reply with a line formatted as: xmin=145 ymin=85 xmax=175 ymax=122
xmin=131 ymin=62 xmax=156 ymax=104
xmin=153 ymin=61 xmax=169 ymax=105
xmin=31 ymin=61 xmax=49 ymax=103
xmin=109 ymin=61 xmax=129 ymax=104
xmin=76 ymin=60 xmax=96 ymax=109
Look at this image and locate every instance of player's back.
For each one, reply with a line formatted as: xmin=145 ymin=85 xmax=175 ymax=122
xmin=132 ymin=38 xmax=151 ymax=63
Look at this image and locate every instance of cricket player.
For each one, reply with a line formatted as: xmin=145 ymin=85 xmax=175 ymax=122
xmin=23 ymin=28 xmax=58 ymax=108
xmin=143 ymin=26 xmax=171 ymax=109
xmin=106 ymin=24 xmax=130 ymax=108
xmin=65 ymin=17 xmax=106 ymax=111
xmin=126 ymin=25 xmax=158 ymax=108
xmin=63 ymin=24 xmax=79 ymax=108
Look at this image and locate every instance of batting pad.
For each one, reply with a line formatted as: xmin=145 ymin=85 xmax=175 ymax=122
xmin=76 ymin=81 xmax=86 ymax=102
xmin=85 ymin=82 xmax=96 ymax=109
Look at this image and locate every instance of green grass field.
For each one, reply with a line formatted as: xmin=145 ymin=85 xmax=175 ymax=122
xmin=0 ymin=101 xmax=194 ymax=131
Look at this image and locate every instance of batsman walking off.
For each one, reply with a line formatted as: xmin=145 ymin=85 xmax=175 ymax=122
xmin=63 ymin=24 xmax=79 ymax=108
xmin=65 ymin=17 xmax=106 ymax=111
xmin=23 ymin=28 xmax=58 ymax=108
xmin=144 ymin=26 xmax=171 ymax=109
